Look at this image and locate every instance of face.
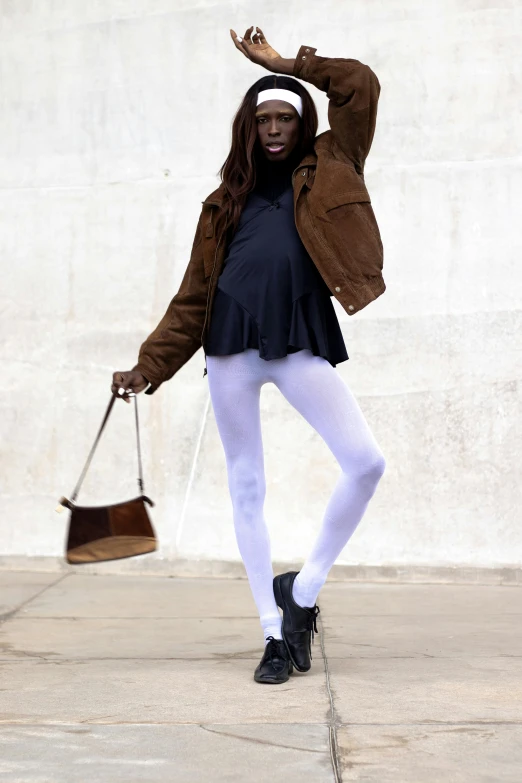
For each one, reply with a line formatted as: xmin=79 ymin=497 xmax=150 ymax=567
xmin=255 ymin=99 xmax=301 ymax=162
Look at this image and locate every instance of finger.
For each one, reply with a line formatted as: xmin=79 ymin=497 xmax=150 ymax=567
xmin=115 ymin=387 xmax=132 ymax=402
xmin=255 ymin=26 xmax=267 ymax=44
xmin=243 ymin=25 xmax=254 ymax=44
xmin=240 ymin=38 xmax=253 ymax=58
xmin=230 ymin=29 xmax=248 ymax=57
xmin=237 ymin=34 xmax=253 ymax=61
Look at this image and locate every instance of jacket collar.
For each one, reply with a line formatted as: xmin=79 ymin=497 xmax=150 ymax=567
xmin=202 ymin=150 xmax=318 ymax=207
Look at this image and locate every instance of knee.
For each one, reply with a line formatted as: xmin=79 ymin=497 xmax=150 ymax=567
xmin=352 ymin=448 xmax=386 ymax=493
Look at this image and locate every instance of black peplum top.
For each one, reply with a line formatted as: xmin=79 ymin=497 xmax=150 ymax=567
xmin=204 ymin=147 xmax=349 ymax=368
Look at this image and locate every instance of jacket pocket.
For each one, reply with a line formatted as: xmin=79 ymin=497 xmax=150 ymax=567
xmin=322 ymin=199 xmax=383 ymax=278
xmin=323 ymin=188 xmax=371 ymax=214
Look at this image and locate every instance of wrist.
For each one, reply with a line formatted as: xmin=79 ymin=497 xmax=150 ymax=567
xmin=270 ymin=56 xmax=295 ymax=76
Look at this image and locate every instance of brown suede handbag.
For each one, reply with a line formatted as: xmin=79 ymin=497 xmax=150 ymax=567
xmin=56 ymin=393 xmax=157 ymax=564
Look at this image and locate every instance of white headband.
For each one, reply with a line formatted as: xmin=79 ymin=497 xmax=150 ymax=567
xmin=256 ymin=88 xmax=303 ymax=118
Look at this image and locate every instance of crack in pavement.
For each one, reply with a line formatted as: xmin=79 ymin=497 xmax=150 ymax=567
xmin=0 ymin=573 xmax=70 ymax=627
xmin=199 ymin=724 xmax=326 ymax=754
xmin=318 ymin=611 xmax=343 ymax=783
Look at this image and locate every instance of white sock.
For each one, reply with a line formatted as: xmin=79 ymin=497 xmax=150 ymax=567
xmin=262 ymin=614 xmax=283 ymax=644
xmin=292 ymin=571 xmax=322 ymax=608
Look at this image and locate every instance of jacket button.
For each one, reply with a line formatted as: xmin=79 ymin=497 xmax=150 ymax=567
xmin=302 ymin=55 xmax=306 ymax=59
xmin=348 ymin=305 xmax=355 ymax=311
xmin=301 ymin=170 xmax=306 ymax=176
xmin=305 ymin=48 xmax=310 ymax=53
xmin=334 ymin=286 xmax=341 ymax=292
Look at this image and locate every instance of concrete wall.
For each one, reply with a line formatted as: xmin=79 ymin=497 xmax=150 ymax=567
xmin=1 ymin=1 xmax=520 ymax=571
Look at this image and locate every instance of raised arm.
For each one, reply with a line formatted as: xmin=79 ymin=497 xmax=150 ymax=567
xmin=230 ymin=27 xmax=380 ymax=173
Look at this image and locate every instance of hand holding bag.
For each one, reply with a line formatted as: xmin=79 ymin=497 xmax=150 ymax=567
xmin=56 ymin=393 xmax=157 ymax=564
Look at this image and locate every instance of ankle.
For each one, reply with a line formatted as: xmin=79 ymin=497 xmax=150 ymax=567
xmin=264 ymin=633 xmax=282 ymax=645
xmin=292 ymin=571 xmax=321 ymax=609
xmin=261 ymin=615 xmax=283 ymax=643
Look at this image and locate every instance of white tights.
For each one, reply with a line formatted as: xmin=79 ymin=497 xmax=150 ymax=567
xmin=206 ymin=348 xmax=386 ymax=642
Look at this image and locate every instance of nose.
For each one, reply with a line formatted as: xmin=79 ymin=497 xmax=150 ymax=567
xmin=268 ymin=119 xmax=281 ymax=136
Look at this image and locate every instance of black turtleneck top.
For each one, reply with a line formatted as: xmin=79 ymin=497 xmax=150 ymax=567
xmin=204 ymin=149 xmax=349 ymax=367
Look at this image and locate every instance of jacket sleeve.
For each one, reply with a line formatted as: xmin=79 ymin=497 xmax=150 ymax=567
xmin=292 ymin=45 xmax=380 ymax=173
xmin=132 ymin=210 xmax=207 ymax=395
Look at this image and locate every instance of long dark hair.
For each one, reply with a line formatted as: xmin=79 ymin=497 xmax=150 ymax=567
xmin=215 ymin=74 xmax=318 ymax=244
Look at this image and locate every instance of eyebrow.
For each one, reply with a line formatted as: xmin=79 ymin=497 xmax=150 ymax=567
xmin=255 ymin=109 xmax=296 ymax=117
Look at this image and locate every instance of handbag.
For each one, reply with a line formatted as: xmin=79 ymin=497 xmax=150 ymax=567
xmin=56 ymin=393 xmax=157 ymax=564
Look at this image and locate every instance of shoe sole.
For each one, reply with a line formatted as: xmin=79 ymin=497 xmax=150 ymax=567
xmin=273 ymin=575 xmax=310 ymax=673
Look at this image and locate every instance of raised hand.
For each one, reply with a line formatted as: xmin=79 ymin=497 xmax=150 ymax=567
xmin=230 ymin=26 xmax=282 ymax=71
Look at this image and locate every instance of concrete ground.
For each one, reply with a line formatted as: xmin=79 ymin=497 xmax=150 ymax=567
xmin=0 ymin=571 xmax=521 ymax=782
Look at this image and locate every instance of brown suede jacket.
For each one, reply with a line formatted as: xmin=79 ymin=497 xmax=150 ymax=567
xmin=133 ymin=44 xmax=385 ymax=394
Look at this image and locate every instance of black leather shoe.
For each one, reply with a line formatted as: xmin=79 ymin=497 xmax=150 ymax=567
xmin=273 ymin=571 xmax=320 ymax=672
xmin=254 ymin=636 xmax=293 ymax=684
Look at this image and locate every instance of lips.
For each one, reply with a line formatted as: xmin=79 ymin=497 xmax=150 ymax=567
xmin=266 ymin=143 xmax=285 ymax=154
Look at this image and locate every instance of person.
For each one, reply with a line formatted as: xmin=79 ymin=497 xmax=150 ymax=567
xmin=111 ymin=26 xmax=387 ymax=685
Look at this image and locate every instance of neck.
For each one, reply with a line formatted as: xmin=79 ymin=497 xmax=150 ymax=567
xmin=255 ymin=146 xmax=302 ymax=180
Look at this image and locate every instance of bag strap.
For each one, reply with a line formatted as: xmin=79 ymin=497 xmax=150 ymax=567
xmin=69 ymin=394 xmax=145 ymax=503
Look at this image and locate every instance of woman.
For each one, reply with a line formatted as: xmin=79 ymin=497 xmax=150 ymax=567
xmin=112 ymin=27 xmax=387 ymax=685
